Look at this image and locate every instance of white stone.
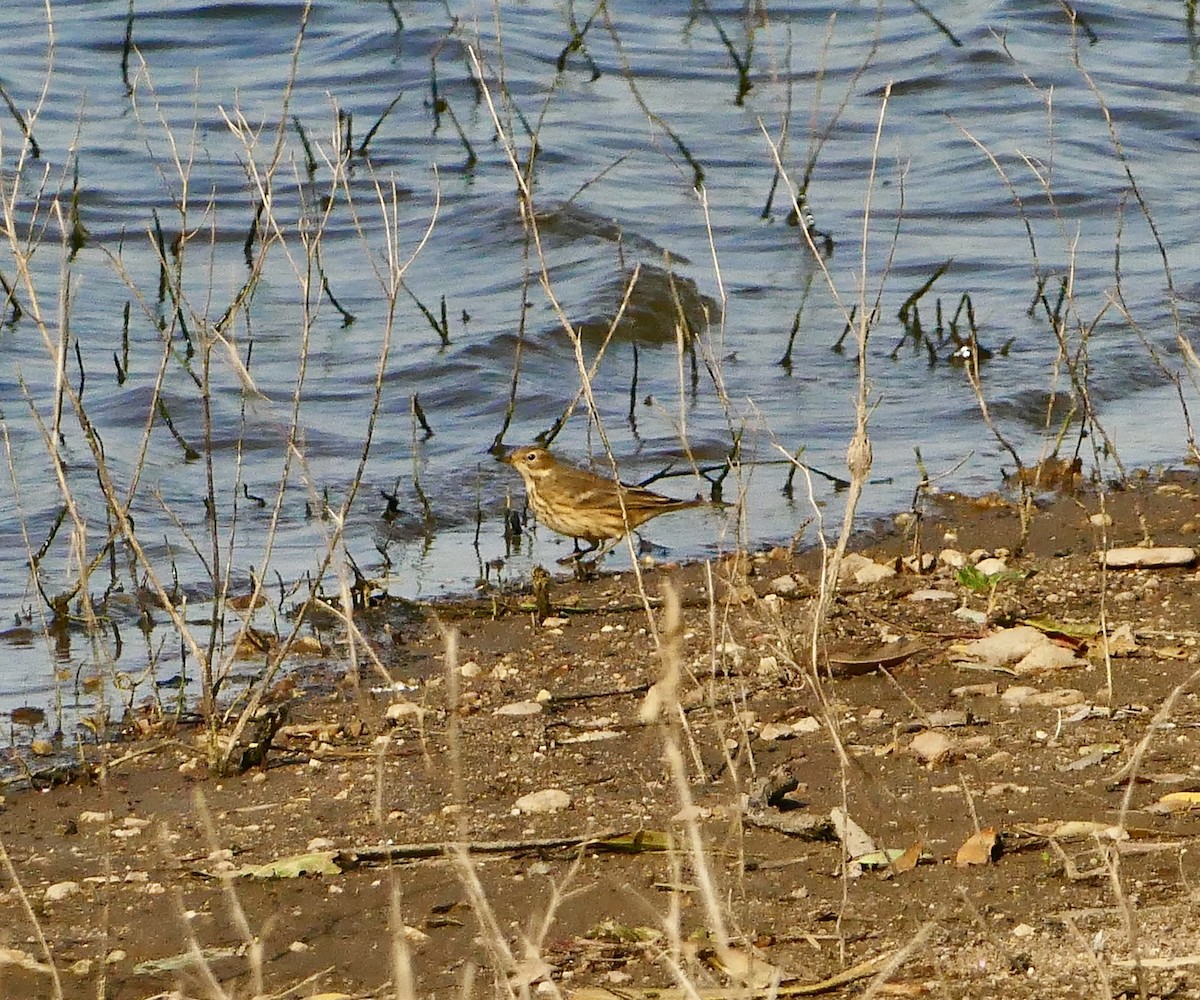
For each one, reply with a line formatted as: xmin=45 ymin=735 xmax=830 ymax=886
xmin=910 ymin=730 xmax=953 ymax=764
xmin=974 ymin=557 xmax=1008 ymax=576
xmin=759 ymin=722 xmax=795 ymax=742
xmin=494 ymin=700 xmax=543 ymax=717
xmin=840 ymin=553 xmax=896 ymax=584
xmin=770 ymin=574 xmax=800 ymax=596
xmin=908 ymin=588 xmax=957 ymax=602
xmin=1103 ymin=546 xmax=1195 ymax=568
xmin=1000 ymin=685 xmax=1040 ymax=707
xmin=44 ymin=881 xmax=81 ymax=903
xmin=902 ymin=553 xmax=936 ymax=574
xmin=386 ymin=701 xmax=423 ymax=722
xmin=514 ymin=788 xmax=571 ymax=814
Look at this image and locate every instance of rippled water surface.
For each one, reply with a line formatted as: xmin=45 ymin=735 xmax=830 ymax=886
xmin=2 ymin=1 xmax=1199 ymax=731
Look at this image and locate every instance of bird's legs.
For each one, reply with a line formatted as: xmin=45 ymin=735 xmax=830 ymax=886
xmin=557 ymin=537 xmax=602 ymax=566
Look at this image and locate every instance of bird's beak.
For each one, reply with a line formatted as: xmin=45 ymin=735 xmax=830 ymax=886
xmin=498 ymin=450 xmax=514 ymax=465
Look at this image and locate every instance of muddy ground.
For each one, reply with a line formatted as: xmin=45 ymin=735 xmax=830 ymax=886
xmin=4 ymin=474 xmax=1200 ymax=1000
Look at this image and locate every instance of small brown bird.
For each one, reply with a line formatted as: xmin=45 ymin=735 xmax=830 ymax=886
xmin=502 ymin=446 xmax=704 ymax=562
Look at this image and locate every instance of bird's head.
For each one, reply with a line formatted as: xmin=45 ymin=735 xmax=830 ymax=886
xmin=501 ymin=446 xmax=557 ymax=479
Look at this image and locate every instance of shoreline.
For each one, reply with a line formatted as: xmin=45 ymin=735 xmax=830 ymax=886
xmin=3 ymin=470 xmax=1200 ymax=998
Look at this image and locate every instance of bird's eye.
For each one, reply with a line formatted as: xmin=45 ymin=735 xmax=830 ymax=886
xmin=526 ymin=451 xmax=538 ymax=461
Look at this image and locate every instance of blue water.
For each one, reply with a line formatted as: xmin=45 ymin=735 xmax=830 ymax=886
xmin=1 ymin=0 xmax=1198 ymax=739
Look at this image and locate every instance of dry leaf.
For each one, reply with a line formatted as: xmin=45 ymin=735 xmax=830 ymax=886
xmin=892 ymin=841 xmax=925 ymax=875
xmin=826 ymin=639 xmax=927 ymax=675
xmin=707 ymin=946 xmax=785 ymax=989
xmin=831 ymin=807 xmax=876 ymax=859
xmin=1020 ymin=820 xmax=1127 ymax=841
xmin=1154 ymin=791 xmax=1200 ymax=813
xmin=955 ymin=828 xmax=1000 ymax=867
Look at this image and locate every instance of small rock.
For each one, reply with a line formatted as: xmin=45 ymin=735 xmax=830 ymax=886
xmin=514 ymin=788 xmax=571 ymax=814
xmin=1089 ymin=512 xmax=1112 ymax=527
xmin=757 ymin=655 xmax=780 ymax=675
xmin=855 ymin=562 xmax=896 ymax=585
xmin=958 ymin=735 xmax=993 ymax=754
xmin=1000 ymin=685 xmax=1040 ymax=707
xmin=839 ymin=553 xmax=895 ymax=585
xmin=926 ymin=709 xmax=969 ymax=728
xmin=386 ymin=701 xmax=423 ymax=722
xmin=985 ymin=782 xmax=1029 ymax=796
xmin=672 ymin=805 xmax=713 ymax=822
xmin=908 ymin=588 xmax=957 ymax=602
xmin=759 ymin=722 xmax=795 ymax=742
xmin=69 ymin=959 xmax=93 ymax=977
xmin=910 ymin=730 xmax=954 ymax=765
xmin=1099 ymin=623 xmax=1138 ymax=657
xmin=974 ymin=556 xmax=1008 ymax=576
xmin=938 ymin=548 xmax=966 ymax=568
xmin=716 ymin=641 xmax=745 ymax=665
xmin=1012 ymin=923 xmax=1035 ymax=939
xmin=1022 ymin=688 xmax=1086 ymax=708
xmin=793 ymin=716 xmax=821 ymax=734
xmin=1103 ymin=546 xmax=1196 ymax=568
xmin=542 ymin=616 xmax=570 ymax=628
xmin=954 ymin=606 xmax=988 ymax=624
xmin=1014 ymin=643 xmax=1086 ymax=674
xmin=460 ymin=660 xmax=480 ymax=678
xmin=494 ymin=700 xmax=543 ymax=717
xmin=952 ymin=683 xmax=998 ymax=698
xmin=769 ymin=574 xmax=801 ymax=597
xmin=902 ymin=553 xmax=935 ymax=574
xmin=79 ymin=811 xmax=112 ymax=824
xmin=44 ymin=881 xmax=81 ymax=903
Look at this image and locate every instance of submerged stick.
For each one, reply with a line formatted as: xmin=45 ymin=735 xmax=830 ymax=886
xmin=121 ymin=0 xmax=136 ymax=92
xmin=357 ymin=92 xmax=403 ymax=156
xmin=411 ymin=394 xmax=433 ymax=439
xmin=0 ymin=83 xmax=40 ymax=158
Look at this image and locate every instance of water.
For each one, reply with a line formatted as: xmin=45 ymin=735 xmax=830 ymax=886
xmin=2 ymin=0 xmax=1199 ymax=736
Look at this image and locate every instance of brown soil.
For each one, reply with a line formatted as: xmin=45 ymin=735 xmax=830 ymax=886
xmin=4 ymin=474 xmax=1200 ymax=1000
